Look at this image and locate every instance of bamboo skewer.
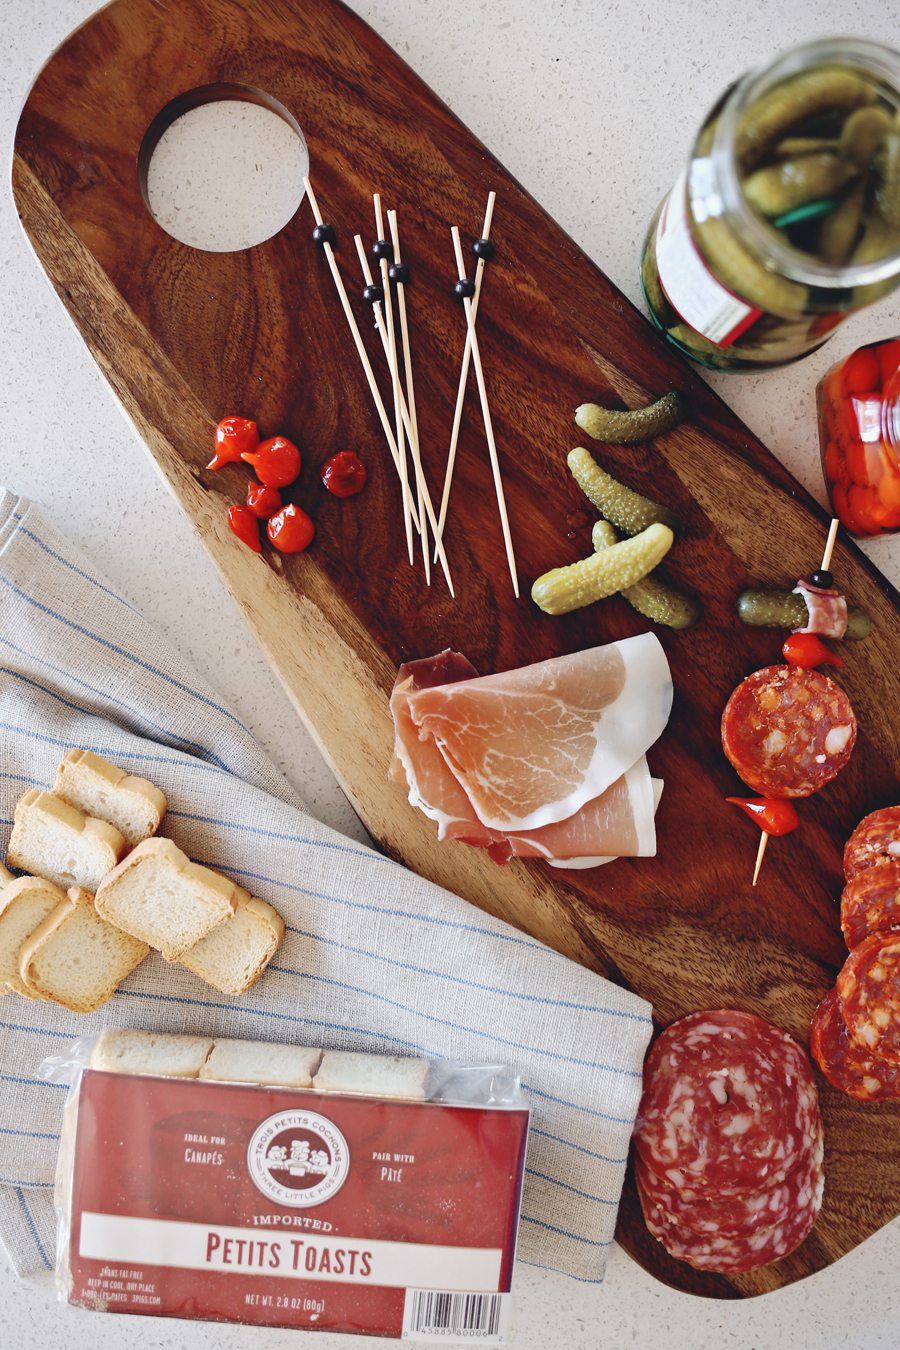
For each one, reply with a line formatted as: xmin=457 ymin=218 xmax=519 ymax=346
xmin=353 ymin=235 xmax=455 ymax=596
xmin=450 ymin=224 xmax=519 ymax=597
xmin=387 ymin=208 xmax=430 ymax=586
xmin=302 ymin=176 xmax=420 ymax=538
xmin=433 ymin=192 xmax=496 ymax=560
xmin=373 ymin=194 xmax=414 ymax=567
xmin=752 ymin=517 xmax=840 ymax=887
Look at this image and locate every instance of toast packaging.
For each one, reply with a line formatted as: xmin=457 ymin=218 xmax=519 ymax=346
xmin=50 ymin=1035 xmax=529 ymax=1342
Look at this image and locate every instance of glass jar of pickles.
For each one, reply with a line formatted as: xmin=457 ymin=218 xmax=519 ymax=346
xmin=818 ymin=337 xmax=900 ymax=536
xmin=641 ymin=39 xmax=900 ymax=371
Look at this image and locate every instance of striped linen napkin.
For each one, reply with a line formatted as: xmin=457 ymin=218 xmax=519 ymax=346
xmin=0 ymin=488 xmax=653 ymax=1283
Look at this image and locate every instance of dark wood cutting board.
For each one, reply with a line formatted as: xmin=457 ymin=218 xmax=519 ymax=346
xmin=13 ymin=0 xmax=900 ymax=1298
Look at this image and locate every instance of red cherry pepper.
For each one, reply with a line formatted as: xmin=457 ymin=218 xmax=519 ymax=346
xmin=321 ymin=450 xmax=367 ymax=497
xmin=227 ymin=503 xmax=261 ymax=553
xmin=209 ymin=416 xmax=259 ymax=470
xmin=781 ymin=632 xmax=844 ymax=669
xmin=246 ymin=482 xmax=283 ymax=519
xmin=267 ymin=503 xmax=315 ymax=553
xmin=242 ymin=435 xmax=301 ymax=488
xmin=726 ymin=797 xmax=800 ymax=836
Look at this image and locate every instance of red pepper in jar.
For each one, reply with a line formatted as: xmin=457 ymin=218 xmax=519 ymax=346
xmin=782 ymin=632 xmax=844 ymax=669
xmin=242 ymin=436 xmax=302 ymax=488
xmin=726 ymin=797 xmax=800 ymax=836
xmin=227 ymin=504 xmax=261 ymax=553
xmin=209 ymin=416 xmax=259 ymax=471
xmin=267 ymin=503 xmax=315 ymax=553
xmin=322 ymin=451 xmax=367 ymax=497
xmin=245 ymin=482 xmax=283 ymax=519
xmin=818 ymin=337 xmax=900 ymax=537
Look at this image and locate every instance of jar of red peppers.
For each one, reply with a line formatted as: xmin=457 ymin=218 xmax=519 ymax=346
xmin=818 ymin=337 xmax=900 ymax=536
xmin=641 ymin=39 xmax=900 ymax=371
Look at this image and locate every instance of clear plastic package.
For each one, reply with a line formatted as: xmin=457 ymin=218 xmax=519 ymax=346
xmin=46 ymin=1030 xmax=529 ymax=1342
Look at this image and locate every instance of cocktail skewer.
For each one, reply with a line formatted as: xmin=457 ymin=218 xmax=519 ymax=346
xmin=450 ymin=224 xmax=518 ymax=597
xmin=387 ymin=208 xmax=430 ymax=586
xmin=373 ymin=194 xmax=414 ymax=567
xmin=353 ymin=235 xmax=455 ymax=596
xmin=433 ymin=192 xmax=496 ymax=560
xmin=303 ymin=175 xmax=420 ymax=538
xmin=752 ymin=517 xmax=840 ymax=886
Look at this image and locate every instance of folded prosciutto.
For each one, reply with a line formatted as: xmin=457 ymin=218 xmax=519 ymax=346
xmin=389 ymin=635 xmax=672 ymax=868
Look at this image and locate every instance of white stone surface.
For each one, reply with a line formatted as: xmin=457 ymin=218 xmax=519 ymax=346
xmin=1 ymin=1 xmax=899 ymax=1346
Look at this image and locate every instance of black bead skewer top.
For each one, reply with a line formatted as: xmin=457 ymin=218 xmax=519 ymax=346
xmin=388 ymin=261 xmax=410 ymax=285
xmin=808 ymin=569 xmax=834 ymax=589
xmin=312 ymin=223 xmax=336 ymax=246
xmin=362 ymin=283 xmax=384 ymax=305
xmin=472 ymin=237 xmax=495 ymax=261
xmin=454 ymin=277 xmax=476 ymax=300
xmin=372 ymin=238 xmax=394 ymax=261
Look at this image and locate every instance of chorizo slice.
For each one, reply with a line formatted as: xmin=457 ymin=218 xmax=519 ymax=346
xmin=840 ymin=860 xmax=900 ymax=950
xmin=836 ymin=932 xmax=900 ymax=1066
xmin=843 ymin=806 xmax=900 ymax=880
xmin=811 ymin=988 xmax=900 ymax=1102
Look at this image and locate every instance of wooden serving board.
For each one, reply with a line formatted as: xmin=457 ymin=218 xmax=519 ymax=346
xmin=13 ymin=0 xmax=900 ymax=1299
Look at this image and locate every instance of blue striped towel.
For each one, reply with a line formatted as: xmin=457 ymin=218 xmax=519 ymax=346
xmin=0 ymin=488 xmax=653 ymax=1283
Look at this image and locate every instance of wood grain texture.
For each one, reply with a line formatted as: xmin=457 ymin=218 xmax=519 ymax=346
xmin=12 ymin=0 xmax=900 ymax=1298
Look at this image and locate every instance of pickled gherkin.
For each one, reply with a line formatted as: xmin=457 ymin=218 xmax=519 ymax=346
xmin=574 ymin=392 xmax=684 ymax=445
xmin=531 ymin=523 xmax=673 ymax=616
xmin=735 ymin=67 xmax=874 ymax=168
xmin=567 ymin=448 xmax=678 ymax=534
xmin=742 ymin=153 xmax=856 ymax=218
xmin=736 ymin=588 xmax=871 ymax=638
xmin=592 ymin=521 xmax=701 ymax=629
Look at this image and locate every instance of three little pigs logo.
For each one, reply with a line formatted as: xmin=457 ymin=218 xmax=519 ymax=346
xmin=247 ymin=1110 xmax=350 ymax=1208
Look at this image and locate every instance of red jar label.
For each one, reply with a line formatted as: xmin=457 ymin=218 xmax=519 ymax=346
xmin=64 ymin=1071 xmax=529 ymax=1340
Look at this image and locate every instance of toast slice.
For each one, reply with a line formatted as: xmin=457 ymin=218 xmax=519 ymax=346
xmin=90 ymin=1027 xmax=213 ymax=1077
xmin=0 ymin=876 xmax=67 ymax=995
xmin=200 ymin=1039 xmax=321 ymax=1087
xmin=54 ymin=749 xmax=167 ymax=848
xmin=179 ymin=889 xmax=285 ymax=994
xmin=95 ymin=838 xmax=236 ymax=960
xmin=312 ymin=1051 xmax=430 ymax=1100
xmin=19 ymin=887 xmax=149 ymax=1013
xmin=7 ymin=790 xmax=127 ymax=892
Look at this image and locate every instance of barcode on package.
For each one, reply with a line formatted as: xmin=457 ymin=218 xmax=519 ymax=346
xmin=402 ymin=1289 xmax=511 ymax=1342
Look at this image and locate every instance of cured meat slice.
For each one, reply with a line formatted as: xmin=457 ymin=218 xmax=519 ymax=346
xmin=844 ymin=806 xmax=900 ymax=880
xmin=636 ymin=1122 xmax=824 ymax=1272
xmin=810 ymin=988 xmax=900 ymax=1102
xmin=840 ymin=860 xmax=900 ymax=950
xmin=836 ymin=931 xmax=900 ymax=1066
xmin=405 ymin=633 xmax=672 ymax=831
xmin=634 ymin=1010 xmax=820 ymax=1196
xmin=721 ymin=665 xmax=856 ymax=798
xmin=792 ymin=579 xmax=848 ymax=639
xmin=390 ymin=652 xmax=662 ymax=864
xmin=546 ymin=779 xmax=664 ymax=869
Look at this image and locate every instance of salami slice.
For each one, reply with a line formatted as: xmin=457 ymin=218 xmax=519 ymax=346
xmin=721 ymin=665 xmax=856 ymax=797
xmin=634 ymin=1145 xmax=817 ymax=1240
xmin=810 ymin=989 xmax=900 ymax=1102
xmin=634 ymin=1010 xmax=820 ymax=1197
xmin=836 ymin=932 xmax=900 ymax=1066
xmin=844 ymin=807 xmax=900 ymax=880
xmin=636 ymin=1123 xmax=824 ymax=1272
xmin=840 ymin=860 xmax=900 ymax=950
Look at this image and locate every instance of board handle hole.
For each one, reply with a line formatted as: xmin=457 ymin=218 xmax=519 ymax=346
xmin=138 ymin=83 xmax=309 ymax=253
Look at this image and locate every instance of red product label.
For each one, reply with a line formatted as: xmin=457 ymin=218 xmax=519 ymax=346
xmin=65 ymin=1072 xmax=529 ymax=1340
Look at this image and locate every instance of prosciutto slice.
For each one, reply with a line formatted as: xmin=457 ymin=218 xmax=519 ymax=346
xmin=405 ymin=633 xmax=672 ymax=832
xmin=389 ymin=638 xmax=672 ymax=867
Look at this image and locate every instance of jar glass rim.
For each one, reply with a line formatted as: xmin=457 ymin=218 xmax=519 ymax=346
xmin=711 ymin=37 xmax=900 ymax=290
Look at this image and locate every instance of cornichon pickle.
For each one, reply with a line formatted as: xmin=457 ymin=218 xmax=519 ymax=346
xmin=532 ymin=523 xmax=674 ymax=616
xmin=875 ymin=130 xmax=900 ymax=226
xmin=773 ymin=136 xmax=839 ymax=159
xmin=693 ymin=215 xmax=807 ymax=314
xmin=735 ymin=67 xmax=875 ymax=168
xmin=743 ymin=153 xmax=856 ymax=218
xmin=818 ymin=178 xmax=867 ymax=263
xmin=567 ymin=447 xmax=679 ymax=534
xmin=838 ymin=106 xmax=893 ymax=168
xmin=666 ymin=323 xmax=733 ymax=369
xmin=736 ymin=588 xmax=871 ymax=638
xmin=574 ymin=391 xmax=685 ymax=444
xmin=592 ymin=520 xmax=701 ymax=629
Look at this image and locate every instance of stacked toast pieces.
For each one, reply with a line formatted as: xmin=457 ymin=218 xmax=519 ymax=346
xmin=0 ymin=750 xmax=285 ymax=1013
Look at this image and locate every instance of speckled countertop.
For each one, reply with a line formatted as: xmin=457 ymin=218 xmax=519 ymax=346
xmin=2 ymin=1 xmax=899 ymax=1346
